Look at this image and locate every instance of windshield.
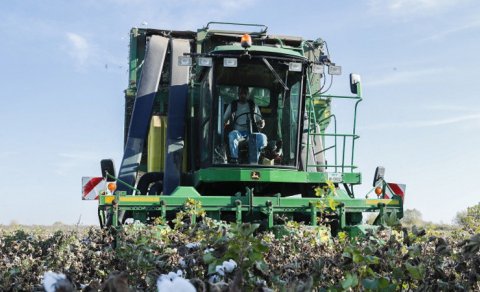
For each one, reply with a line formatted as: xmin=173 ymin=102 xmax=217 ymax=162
xmin=198 ymin=56 xmax=304 ymax=167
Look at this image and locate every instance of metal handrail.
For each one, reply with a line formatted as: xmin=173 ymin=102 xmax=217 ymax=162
xmin=205 ymin=22 xmax=268 ymax=33
xmin=304 ymin=80 xmax=362 ymax=173
xmin=106 ymin=172 xmax=141 ymax=195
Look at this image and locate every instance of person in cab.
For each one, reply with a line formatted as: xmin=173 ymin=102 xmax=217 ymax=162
xmin=223 ymin=86 xmax=267 ymax=164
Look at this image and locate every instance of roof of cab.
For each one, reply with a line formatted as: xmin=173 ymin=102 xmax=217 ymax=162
xmin=211 ymin=45 xmax=306 ymax=59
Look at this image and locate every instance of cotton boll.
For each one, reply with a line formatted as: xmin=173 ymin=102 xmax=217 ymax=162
xmin=222 ymin=259 xmax=237 ymax=273
xmin=158 ymin=272 xmax=175 ymax=282
xmin=167 ymin=271 xmax=178 ymax=280
xmin=214 ymin=259 xmax=237 ymax=276
xmin=157 ymin=277 xmax=174 ymax=291
xmin=185 ymin=242 xmax=200 ymax=249
xmin=43 ymin=271 xmax=66 ymax=292
xmin=54 ymin=278 xmax=75 ymax=292
xmin=209 ymin=274 xmax=221 ymax=283
xmin=215 ymin=265 xmax=225 ymax=276
xmin=171 ymin=277 xmax=196 ymax=292
xmin=179 ymin=257 xmax=187 ymax=268
xmin=204 ymin=247 xmax=214 ymax=253
xmin=157 ymin=272 xmax=195 ymax=292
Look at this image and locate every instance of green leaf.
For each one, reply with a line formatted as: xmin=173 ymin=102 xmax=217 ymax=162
xmin=366 ymin=267 xmax=376 ymax=277
xmin=203 ymin=252 xmax=216 ymax=264
xmin=365 ymin=255 xmax=380 ymax=265
xmin=252 ymin=241 xmax=269 ymax=253
xmin=207 ymin=263 xmax=218 ymax=275
xmin=378 ymin=277 xmax=390 ymax=288
xmin=9 ymin=267 xmax=20 ymax=276
xmin=341 ymin=272 xmax=358 ymax=289
xmin=353 ymin=250 xmax=364 ymax=263
xmin=254 ymin=260 xmax=270 ymax=276
xmin=314 ymin=186 xmax=324 ymax=197
xmin=328 ymin=197 xmax=337 ymax=211
xmin=405 ymin=262 xmax=425 ymax=280
xmin=385 ymin=211 xmax=399 ymax=226
xmin=239 ymin=223 xmax=259 ymax=237
xmin=362 ymin=278 xmax=379 ymax=290
xmin=326 ymin=180 xmax=337 ymax=195
xmin=344 ymin=246 xmax=353 ymax=254
xmin=407 ymin=245 xmax=422 ymax=257
xmin=250 ymin=250 xmax=264 ymax=262
xmin=338 ymin=231 xmax=348 ymax=243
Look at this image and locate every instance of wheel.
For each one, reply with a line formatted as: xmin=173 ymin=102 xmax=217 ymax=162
xmin=232 ymin=112 xmax=264 ymax=132
xmin=137 ymin=172 xmax=164 ymax=195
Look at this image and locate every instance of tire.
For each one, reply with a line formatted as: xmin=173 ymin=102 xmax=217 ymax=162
xmin=137 ymin=172 xmax=164 ymax=195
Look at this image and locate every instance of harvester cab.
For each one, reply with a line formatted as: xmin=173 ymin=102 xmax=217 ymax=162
xmin=82 ymin=22 xmax=406 ymax=236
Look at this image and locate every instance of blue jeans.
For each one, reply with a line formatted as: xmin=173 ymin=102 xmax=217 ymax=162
xmin=228 ymin=130 xmax=267 ymax=161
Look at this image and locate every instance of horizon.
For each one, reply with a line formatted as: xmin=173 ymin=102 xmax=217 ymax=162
xmin=1 ymin=0 xmax=479 ymax=225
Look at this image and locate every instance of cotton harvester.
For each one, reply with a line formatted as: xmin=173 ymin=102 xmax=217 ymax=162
xmin=82 ymin=22 xmax=406 ymax=236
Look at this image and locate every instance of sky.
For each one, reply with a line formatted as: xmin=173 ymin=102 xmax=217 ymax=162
xmin=0 ymin=0 xmax=479 ymax=225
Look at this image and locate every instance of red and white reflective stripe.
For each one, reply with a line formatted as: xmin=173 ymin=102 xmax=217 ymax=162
xmin=82 ymin=177 xmax=105 ymax=200
xmin=384 ymin=183 xmax=406 ymax=201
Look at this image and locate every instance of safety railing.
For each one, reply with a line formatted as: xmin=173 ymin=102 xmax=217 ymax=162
xmin=304 ymin=80 xmax=362 ymax=173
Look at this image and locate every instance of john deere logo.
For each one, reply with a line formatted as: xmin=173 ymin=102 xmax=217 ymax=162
xmin=251 ymin=171 xmax=260 ymax=180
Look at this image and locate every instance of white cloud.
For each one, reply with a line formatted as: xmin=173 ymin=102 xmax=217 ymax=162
xmin=389 ymin=0 xmax=454 ymax=11
xmin=209 ymin=0 xmax=254 ymax=10
xmin=364 ymin=68 xmax=449 ymax=87
xmin=420 ymin=19 xmax=480 ymax=41
xmin=0 ymin=151 xmax=18 ymax=159
xmin=104 ymin=0 xmax=255 ymax=31
xmin=368 ymin=0 xmax=469 ymax=17
xmin=362 ymin=113 xmax=480 ymax=130
xmin=424 ymin=104 xmax=479 ymax=113
xmin=66 ymin=32 xmax=91 ymax=70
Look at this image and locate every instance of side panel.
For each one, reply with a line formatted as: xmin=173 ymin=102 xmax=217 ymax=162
xmin=163 ymin=39 xmax=191 ymax=195
xmin=117 ymin=36 xmax=169 ymax=193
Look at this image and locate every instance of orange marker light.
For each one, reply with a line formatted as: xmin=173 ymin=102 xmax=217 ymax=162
xmin=241 ymin=34 xmax=252 ymax=48
xmin=107 ymin=182 xmax=117 ymax=192
xmin=374 ymin=187 xmax=382 ymax=196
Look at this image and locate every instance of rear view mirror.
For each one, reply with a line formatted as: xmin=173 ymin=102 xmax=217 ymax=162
xmin=100 ymin=159 xmax=116 ymax=182
xmin=350 ymin=73 xmax=361 ymax=94
xmin=372 ymin=166 xmax=385 ymax=187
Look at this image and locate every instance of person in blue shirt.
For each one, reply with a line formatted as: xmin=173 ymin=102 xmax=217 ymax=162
xmin=223 ymin=86 xmax=267 ymax=164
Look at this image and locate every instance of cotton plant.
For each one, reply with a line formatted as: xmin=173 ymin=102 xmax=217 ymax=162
xmin=216 ymin=259 xmax=237 ymax=275
xmin=42 ymin=271 xmax=74 ymax=292
xmin=156 ymin=270 xmax=196 ymax=292
xmin=185 ymin=242 xmax=200 ymax=249
xmin=204 ymin=247 xmax=214 ymax=253
xmin=179 ymin=257 xmax=187 ymax=268
xmin=209 ymin=259 xmax=238 ymax=283
xmin=179 ymin=256 xmax=196 ymax=268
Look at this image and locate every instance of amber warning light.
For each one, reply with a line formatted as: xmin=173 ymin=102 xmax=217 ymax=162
xmin=241 ymin=34 xmax=252 ymax=48
xmin=107 ymin=182 xmax=117 ymax=193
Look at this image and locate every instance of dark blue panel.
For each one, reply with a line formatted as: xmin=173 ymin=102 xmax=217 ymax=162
xmin=163 ymin=84 xmax=189 ymax=195
xmin=117 ymin=36 xmax=168 ymax=194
